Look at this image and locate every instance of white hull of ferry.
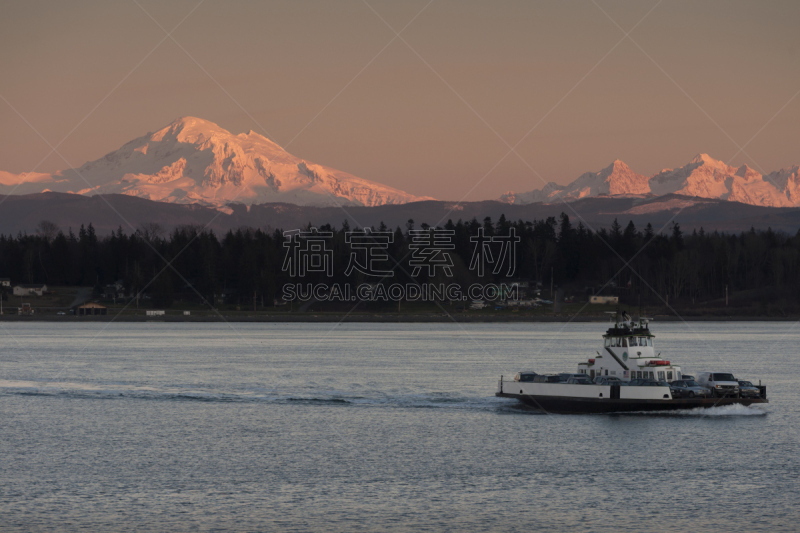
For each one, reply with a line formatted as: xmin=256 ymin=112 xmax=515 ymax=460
xmin=496 ymin=380 xmax=767 ymax=414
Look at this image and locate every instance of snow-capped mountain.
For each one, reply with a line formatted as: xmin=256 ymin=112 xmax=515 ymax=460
xmin=501 ymin=154 xmax=800 ymax=208
xmin=648 ymin=154 xmax=792 ymax=207
xmin=500 ymin=160 xmax=649 ymax=204
xmin=0 ymin=117 xmax=432 ymax=208
xmin=765 ymin=165 xmax=800 ymax=205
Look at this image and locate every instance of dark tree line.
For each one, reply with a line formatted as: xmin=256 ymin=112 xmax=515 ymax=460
xmin=1 ymin=215 xmax=799 ymax=308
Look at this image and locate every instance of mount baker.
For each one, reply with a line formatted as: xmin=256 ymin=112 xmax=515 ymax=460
xmin=501 ymin=155 xmax=800 ymax=208
xmin=0 ymin=117 xmax=431 ymax=209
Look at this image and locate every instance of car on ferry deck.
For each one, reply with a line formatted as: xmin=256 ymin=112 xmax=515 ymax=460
xmin=737 ymin=380 xmax=761 ymax=398
xmin=628 ymin=379 xmax=666 ymax=387
xmin=565 ymin=376 xmax=593 ymax=384
xmin=593 ymin=376 xmax=623 ymax=385
xmin=559 ymin=373 xmax=591 ymax=383
xmin=669 ymin=379 xmax=710 ymax=398
xmin=697 ymin=372 xmax=740 ymax=397
xmin=513 ymin=372 xmax=537 ymax=382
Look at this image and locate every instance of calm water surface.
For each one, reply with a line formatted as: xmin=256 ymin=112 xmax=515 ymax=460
xmin=0 ymin=321 xmax=798 ymax=532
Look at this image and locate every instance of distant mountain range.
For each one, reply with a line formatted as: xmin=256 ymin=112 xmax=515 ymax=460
xmin=501 ymin=155 xmax=800 ymax=208
xmin=1 ymin=116 xmax=799 ymax=213
xmin=0 ymin=117 xmax=431 ymax=209
xmin=2 ymin=192 xmax=799 ymax=237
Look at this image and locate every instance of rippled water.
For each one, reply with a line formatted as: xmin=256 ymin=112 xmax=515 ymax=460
xmin=0 ymin=321 xmax=797 ymax=532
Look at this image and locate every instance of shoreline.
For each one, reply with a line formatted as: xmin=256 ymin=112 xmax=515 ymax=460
xmin=1 ymin=314 xmax=798 ymax=323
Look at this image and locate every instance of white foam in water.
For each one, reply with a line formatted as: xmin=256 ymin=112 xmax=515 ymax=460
xmin=666 ymin=403 xmax=768 ymax=417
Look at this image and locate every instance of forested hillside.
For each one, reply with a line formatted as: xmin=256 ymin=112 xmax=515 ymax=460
xmin=1 ymin=214 xmax=798 ymax=313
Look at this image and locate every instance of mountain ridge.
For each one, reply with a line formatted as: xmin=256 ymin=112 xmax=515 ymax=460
xmin=502 ymin=154 xmax=800 ymax=208
xmin=2 ymin=192 xmax=799 ymax=238
xmin=3 ymin=118 xmax=799 ymax=210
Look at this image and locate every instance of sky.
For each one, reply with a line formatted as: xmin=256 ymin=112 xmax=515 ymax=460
xmin=1 ymin=0 xmax=799 ymax=201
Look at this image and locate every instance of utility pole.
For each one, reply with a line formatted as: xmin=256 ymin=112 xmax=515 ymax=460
xmin=550 ymin=267 xmax=554 ymax=298
xmin=725 ymin=285 xmax=728 ymax=306
xmin=254 ymin=290 xmax=257 ymax=312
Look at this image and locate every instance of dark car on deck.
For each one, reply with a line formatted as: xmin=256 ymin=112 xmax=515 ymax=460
xmin=737 ymin=380 xmax=761 ymax=398
xmin=669 ymin=379 xmax=710 ymax=399
xmin=559 ymin=373 xmax=591 ymax=383
xmin=628 ymin=379 xmax=666 ymax=387
xmin=533 ymin=375 xmax=562 ymax=383
xmin=593 ymin=376 xmax=623 ymax=385
xmin=566 ymin=377 xmax=593 ymax=384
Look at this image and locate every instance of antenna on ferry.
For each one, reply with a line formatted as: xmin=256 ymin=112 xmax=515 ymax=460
xmin=636 ymin=295 xmax=642 ymax=326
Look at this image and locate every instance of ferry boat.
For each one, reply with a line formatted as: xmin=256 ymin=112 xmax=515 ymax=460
xmin=495 ymin=312 xmax=768 ymax=414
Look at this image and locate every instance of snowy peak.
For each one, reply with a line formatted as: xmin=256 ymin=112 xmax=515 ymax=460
xmin=503 ymin=155 xmax=800 ymax=208
xmin=503 ymin=160 xmax=650 ymax=204
xmin=765 ymin=165 xmax=800 ymax=204
xmin=149 ymin=117 xmax=283 ymax=154
xmin=690 ymin=153 xmax=721 ymax=166
xmin=0 ymin=117 xmax=432 ymax=208
xmin=584 ymin=159 xmax=650 ymax=196
xmin=564 ymin=160 xmax=649 ymax=199
xmin=649 ymin=155 xmax=791 ymax=207
xmin=151 ymin=116 xmax=231 ymax=143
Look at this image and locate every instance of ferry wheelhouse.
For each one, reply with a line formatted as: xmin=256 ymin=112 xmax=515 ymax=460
xmin=578 ymin=314 xmax=682 ymax=383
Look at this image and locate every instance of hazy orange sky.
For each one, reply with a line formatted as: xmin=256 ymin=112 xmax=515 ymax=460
xmin=1 ymin=0 xmax=798 ymax=201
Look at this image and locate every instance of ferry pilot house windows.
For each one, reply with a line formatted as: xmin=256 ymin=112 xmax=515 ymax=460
xmin=629 ymin=337 xmax=652 ymax=347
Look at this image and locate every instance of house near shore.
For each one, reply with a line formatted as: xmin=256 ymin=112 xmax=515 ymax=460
xmin=13 ymin=284 xmax=47 ymax=297
xmin=589 ymin=295 xmax=619 ymax=304
xmin=76 ymin=302 xmax=107 ymax=316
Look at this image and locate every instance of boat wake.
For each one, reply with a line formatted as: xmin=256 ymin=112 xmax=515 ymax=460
xmin=624 ymin=403 xmax=769 ymax=417
xmin=0 ymin=380 xmax=512 ymax=412
xmin=665 ymin=403 xmax=768 ymax=416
